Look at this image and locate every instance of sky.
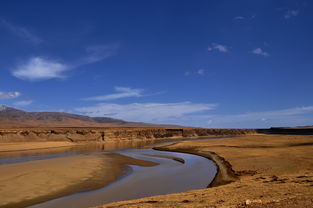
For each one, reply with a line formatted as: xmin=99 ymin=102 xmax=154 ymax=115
xmin=1 ymin=0 xmax=313 ymax=128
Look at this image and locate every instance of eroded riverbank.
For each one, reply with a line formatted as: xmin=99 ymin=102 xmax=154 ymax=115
xmin=0 ymin=128 xmax=257 ymax=143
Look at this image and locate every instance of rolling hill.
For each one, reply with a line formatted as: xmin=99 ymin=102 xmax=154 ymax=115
xmin=0 ymin=105 xmax=179 ymax=128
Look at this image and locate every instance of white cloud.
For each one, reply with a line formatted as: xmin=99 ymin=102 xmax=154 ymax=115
xmin=0 ymin=19 xmax=42 ymax=44
xmin=13 ymin=100 xmax=33 ymax=106
xmin=12 ymin=43 xmax=119 ymax=81
xmin=0 ymin=91 xmax=21 ymax=99
xmin=208 ymin=43 xmax=229 ymax=53
xmin=73 ymin=102 xmax=217 ymax=124
xmin=83 ymin=87 xmax=144 ymax=101
xmin=12 ymin=57 xmax=68 ymax=81
xmin=197 ymin=69 xmax=205 ymax=75
xmin=252 ymin=48 xmax=269 ymax=57
xmin=284 ymin=10 xmax=299 ymax=19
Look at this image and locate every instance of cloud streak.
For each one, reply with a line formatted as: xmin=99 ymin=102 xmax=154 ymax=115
xmin=82 ymin=43 xmax=120 ymax=65
xmin=184 ymin=69 xmax=207 ymax=77
xmin=73 ymin=102 xmax=217 ymax=124
xmin=204 ymin=106 xmax=313 ymax=128
xmin=83 ymin=87 xmax=144 ymax=101
xmin=13 ymin=100 xmax=33 ymax=106
xmin=234 ymin=16 xmax=245 ymax=20
xmin=70 ymin=103 xmax=313 ymax=128
xmin=0 ymin=91 xmax=21 ymax=99
xmin=0 ymin=19 xmax=42 ymax=44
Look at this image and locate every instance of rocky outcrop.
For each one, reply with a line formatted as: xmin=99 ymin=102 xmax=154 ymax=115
xmin=0 ymin=128 xmax=258 ymax=143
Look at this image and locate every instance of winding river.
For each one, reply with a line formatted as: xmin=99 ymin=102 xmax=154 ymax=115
xmin=0 ymin=139 xmax=217 ymax=208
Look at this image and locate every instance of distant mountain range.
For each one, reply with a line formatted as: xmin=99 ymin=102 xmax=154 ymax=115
xmin=0 ymin=105 xmax=180 ymax=128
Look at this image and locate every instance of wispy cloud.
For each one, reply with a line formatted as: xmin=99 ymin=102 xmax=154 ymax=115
xmin=12 ymin=57 xmax=68 ymax=81
xmin=12 ymin=43 xmax=119 ymax=81
xmin=73 ymin=103 xmax=313 ymax=128
xmin=284 ymin=10 xmax=299 ymax=19
xmin=233 ymin=15 xmax=256 ymax=21
xmin=13 ymin=100 xmax=33 ymax=106
xmin=83 ymin=87 xmax=144 ymax=101
xmin=197 ymin=69 xmax=205 ymax=75
xmin=208 ymin=43 xmax=229 ymax=53
xmin=184 ymin=69 xmax=206 ymax=76
xmin=184 ymin=71 xmax=191 ymax=76
xmin=234 ymin=16 xmax=245 ymax=20
xmin=82 ymin=43 xmax=120 ymax=64
xmin=0 ymin=19 xmax=42 ymax=44
xmin=205 ymin=106 xmax=313 ymax=128
xmin=252 ymin=48 xmax=269 ymax=57
xmin=73 ymin=102 xmax=217 ymax=124
xmin=0 ymin=91 xmax=21 ymax=99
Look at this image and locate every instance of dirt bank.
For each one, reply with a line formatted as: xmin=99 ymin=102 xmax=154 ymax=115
xmin=0 ymin=128 xmax=257 ymax=143
xmin=0 ymin=153 xmax=157 ymax=208
xmin=0 ymin=141 xmax=76 ymax=152
xmin=96 ymin=134 xmax=313 ymax=208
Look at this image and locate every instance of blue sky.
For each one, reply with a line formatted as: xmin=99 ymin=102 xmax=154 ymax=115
xmin=1 ymin=0 xmax=313 ymax=128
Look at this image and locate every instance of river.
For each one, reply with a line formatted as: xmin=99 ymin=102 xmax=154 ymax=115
xmin=0 ymin=139 xmax=217 ymax=208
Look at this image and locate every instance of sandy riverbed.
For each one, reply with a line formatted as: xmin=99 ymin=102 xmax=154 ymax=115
xmin=96 ymin=134 xmax=313 ymax=208
xmin=0 ymin=152 xmax=157 ymax=208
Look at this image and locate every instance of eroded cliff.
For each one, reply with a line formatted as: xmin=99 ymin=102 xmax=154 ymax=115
xmin=0 ymin=128 xmax=258 ymax=143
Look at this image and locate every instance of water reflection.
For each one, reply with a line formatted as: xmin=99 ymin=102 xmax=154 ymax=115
xmin=29 ymin=149 xmax=217 ymax=208
xmin=0 ymin=139 xmax=172 ymax=164
xmin=0 ymin=137 xmax=222 ymax=165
